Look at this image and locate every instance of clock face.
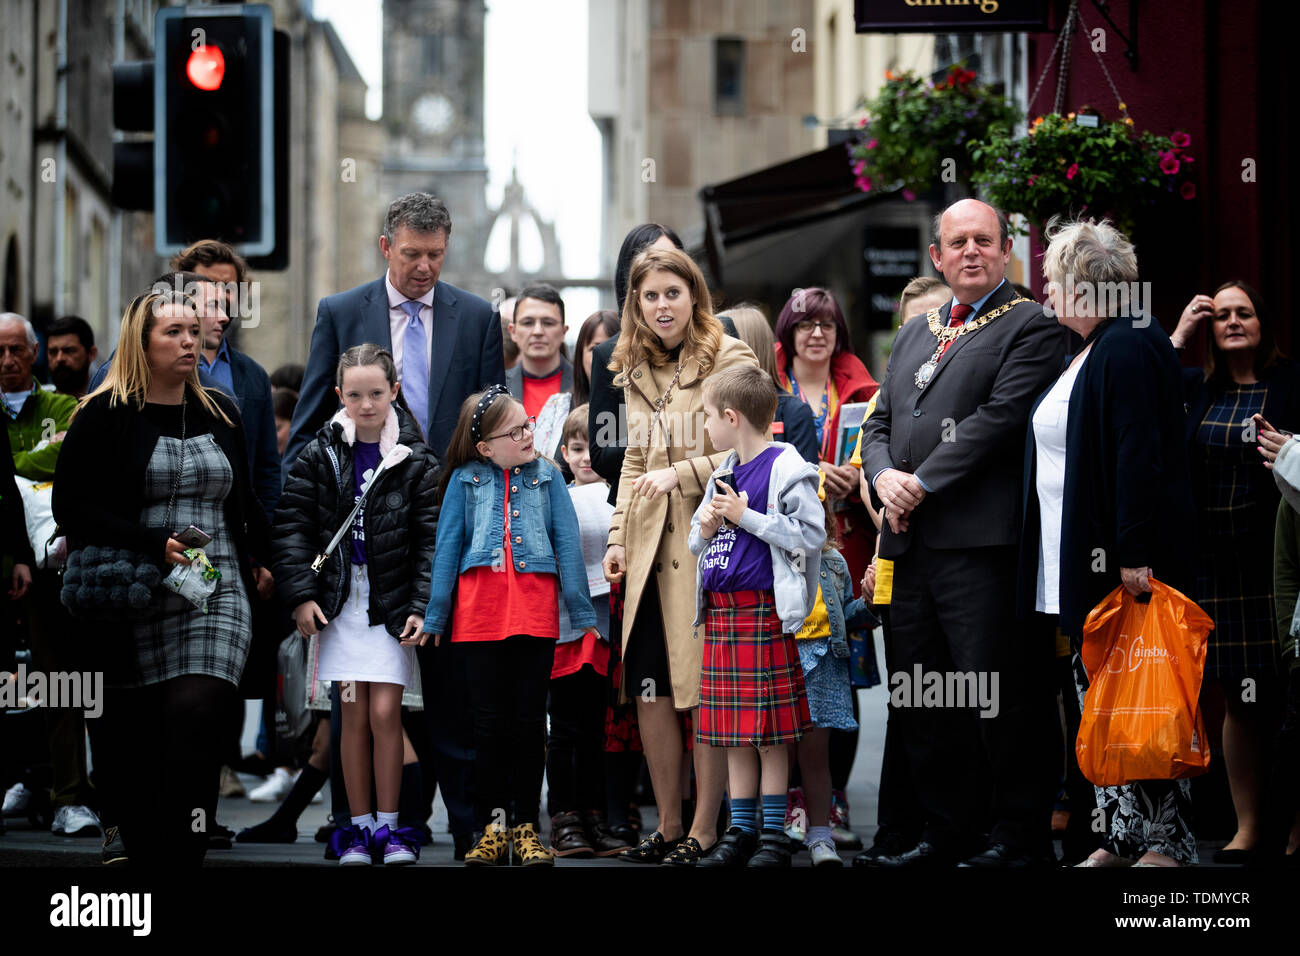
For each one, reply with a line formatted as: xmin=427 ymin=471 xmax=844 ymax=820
xmin=412 ymin=93 xmax=455 ymax=135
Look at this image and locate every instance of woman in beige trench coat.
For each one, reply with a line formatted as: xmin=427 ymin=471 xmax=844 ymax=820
xmin=603 ymin=247 xmax=758 ymax=864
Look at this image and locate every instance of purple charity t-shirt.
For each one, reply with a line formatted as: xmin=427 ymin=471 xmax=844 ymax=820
xmin=699 ymin=444 xmax=781 ymax=593
xmin=350 ymin=440 xmax=381 ymax=565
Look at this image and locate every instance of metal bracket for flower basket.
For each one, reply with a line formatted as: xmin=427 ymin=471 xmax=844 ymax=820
xmin=1029 ymin=0 xmax=1138 ymax=120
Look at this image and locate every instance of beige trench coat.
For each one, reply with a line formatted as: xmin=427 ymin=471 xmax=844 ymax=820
xmin=606 ymin=335 xmax=758 ymax=709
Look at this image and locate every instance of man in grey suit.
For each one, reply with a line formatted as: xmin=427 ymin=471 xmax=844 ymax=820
xmin=858 ymin=199 xmax=1067 ymax=868
xmin=283 ymin=192 xmax=504 ymax=471
xmin=284 ymin=192 xmax=503 ymax=858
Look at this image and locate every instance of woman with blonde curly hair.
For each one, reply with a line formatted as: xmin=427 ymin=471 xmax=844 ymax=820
xmin=602 ymin=247 xmax=759 ymax=864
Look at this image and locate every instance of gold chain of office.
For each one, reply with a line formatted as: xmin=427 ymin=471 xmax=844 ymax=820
xmin=914 ymin=297 xmax=1032 ymax=389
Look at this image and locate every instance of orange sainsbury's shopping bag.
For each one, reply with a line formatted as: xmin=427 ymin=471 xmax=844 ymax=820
xmin=1076 ymin=580 xmax=1214 ymax=787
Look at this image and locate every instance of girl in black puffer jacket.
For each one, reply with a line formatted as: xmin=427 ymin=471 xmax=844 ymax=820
xmin=273 ymin=344 xmax=439 ymax=866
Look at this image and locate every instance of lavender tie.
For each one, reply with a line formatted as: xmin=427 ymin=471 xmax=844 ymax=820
xmin=399 ymin=300 xmax=429 ymax=438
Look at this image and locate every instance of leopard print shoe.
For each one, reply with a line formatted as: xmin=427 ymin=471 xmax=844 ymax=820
xmin=510 ymin=823 xmax=555 ymax=867
xmin=464 ymin=823 xmax=511 ymax=867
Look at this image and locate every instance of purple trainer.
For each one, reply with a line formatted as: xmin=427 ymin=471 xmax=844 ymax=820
xmin=375 ymin=824 xmax=420 ymax=866
xmin=337 ymin=825 xmax=373 ymax=866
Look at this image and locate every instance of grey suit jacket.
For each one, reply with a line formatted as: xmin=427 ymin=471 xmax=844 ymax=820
xmin=283 ymin=276 xmax=504 ymax=476
xmin=859 ymin=280 xmax=1067 ymax=558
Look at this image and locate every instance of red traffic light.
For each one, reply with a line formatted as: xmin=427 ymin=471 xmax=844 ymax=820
xmin=186 ymin=45 xmax=225 ymax=91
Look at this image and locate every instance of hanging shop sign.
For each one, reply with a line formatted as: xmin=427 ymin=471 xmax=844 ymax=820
xmin=854 ymin=0 xmax=1051 ymax=33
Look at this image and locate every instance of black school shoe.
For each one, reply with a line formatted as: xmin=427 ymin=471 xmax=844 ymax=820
xmin=698 ymin=828 xmax=758 ymax=868
xmin=237 ymin=818 xmax=298 ymax=843
xmin=207 ymin=823 xmax=235 ymax=850
xmin=746 ymin=832 xmax=792 ymax=867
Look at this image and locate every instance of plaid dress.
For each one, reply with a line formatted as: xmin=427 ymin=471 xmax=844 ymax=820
xmin=1193 ymin=383 xmax=1279 ymax=679
xmin=125 ymin=432 xmax=252 ymax=688
xmin=698 ymin=589 xmax=811 ymax=746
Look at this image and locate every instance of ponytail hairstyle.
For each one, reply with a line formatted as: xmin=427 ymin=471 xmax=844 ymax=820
xmin=335 ymin=343 xmax=417 ymax=432
xmin=436 ymin=386 xmax=520 ymax=501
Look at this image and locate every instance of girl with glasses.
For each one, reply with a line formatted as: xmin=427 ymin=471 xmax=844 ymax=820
xmin=420 ymin=385 xmax=598 ymax=866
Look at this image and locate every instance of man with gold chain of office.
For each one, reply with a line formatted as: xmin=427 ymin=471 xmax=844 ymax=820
xmin=858 ymin=198 xmax=1068 ymax=868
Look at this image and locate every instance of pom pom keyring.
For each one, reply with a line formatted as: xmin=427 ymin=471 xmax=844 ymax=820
xmin=471 ymin=384 xmax=511 ymax=443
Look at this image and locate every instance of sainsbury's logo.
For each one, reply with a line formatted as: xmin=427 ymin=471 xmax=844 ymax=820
xmin=1106 ymin=635 xmax=1172 ymax=673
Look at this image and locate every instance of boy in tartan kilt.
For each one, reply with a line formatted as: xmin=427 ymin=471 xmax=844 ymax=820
xmin=688 ymin=365 xmax=826 ymax=867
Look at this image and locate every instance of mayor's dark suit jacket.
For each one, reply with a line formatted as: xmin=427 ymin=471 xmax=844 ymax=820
xmin=860 ymin=280 xmax=1068 ymax=560
xmin=284 ymin=277 xmax=504 ymax=474
xmin=1017 ymin=315 xmax=1195 ymax=640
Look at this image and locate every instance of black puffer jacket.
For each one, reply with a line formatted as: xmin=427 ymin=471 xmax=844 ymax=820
xmin=273 ymin=406 xmax=440 ymax=637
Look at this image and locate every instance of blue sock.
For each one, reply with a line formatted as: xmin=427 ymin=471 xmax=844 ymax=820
xmin=761 ymin=793 xmax=786 ymax=833
xmin=730 ymin=797 xmax=758 ymax=834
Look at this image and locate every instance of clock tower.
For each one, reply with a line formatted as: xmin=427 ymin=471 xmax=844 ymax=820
xmin=381 ymin=0 xmax=491 ymax=295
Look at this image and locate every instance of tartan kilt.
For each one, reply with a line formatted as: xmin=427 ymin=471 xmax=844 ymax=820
xmin=698 ymin=589 xmax=810 ymax=746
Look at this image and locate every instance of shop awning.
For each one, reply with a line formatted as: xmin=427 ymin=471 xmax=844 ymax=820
xmin=699 ymin=142 xmax=891 ymax=284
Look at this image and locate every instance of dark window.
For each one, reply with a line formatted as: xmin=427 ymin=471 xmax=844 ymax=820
xmin=714 ymin=37 xmax=745 ymax=116
xmin=423 ymin=35 xmax=443 ymax=74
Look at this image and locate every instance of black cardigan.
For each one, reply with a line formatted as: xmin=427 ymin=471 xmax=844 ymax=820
xmin=1018 ymin=316 xmax=1196 ymax=639
xmin=52 ymin=386 xmax=272 ymax=598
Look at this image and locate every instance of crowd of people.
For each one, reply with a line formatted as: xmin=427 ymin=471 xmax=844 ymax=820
xmin=1 ymin=191 xmax=1297 ymax=869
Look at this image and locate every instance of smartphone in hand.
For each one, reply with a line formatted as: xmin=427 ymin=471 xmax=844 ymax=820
xmin=174 ymin=525 xmax=213 ymax=549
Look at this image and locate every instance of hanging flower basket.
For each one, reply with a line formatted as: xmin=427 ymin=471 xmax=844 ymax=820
xmin=968 ymin=107 xmax=1196 ymax=236
xmin=848 ymin=65 xmax=1020 ymax=199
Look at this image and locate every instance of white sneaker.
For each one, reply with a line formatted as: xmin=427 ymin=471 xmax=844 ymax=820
xmin=808 ymin=838 xmax=843 ymax=867
xmin=248 ymin=767 xmax=295 ymax=803
xmin=51 ymin=804 xmax=101 ymax=837
xmin=2 ymin=782 xmax=30 ymax=816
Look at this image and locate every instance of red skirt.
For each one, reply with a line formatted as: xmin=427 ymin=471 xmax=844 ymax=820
xmin=697 ymin=590 xmax=811 ymax=747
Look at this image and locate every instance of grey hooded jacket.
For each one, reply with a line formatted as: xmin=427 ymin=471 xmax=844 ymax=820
xmin=688 ymin=442 xmax=825 ymax=634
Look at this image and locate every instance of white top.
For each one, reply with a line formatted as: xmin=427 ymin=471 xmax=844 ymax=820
xmin=557 ymin=480 xmax=615 ymax=643
xmin=1034 ymin=344 xmax=1092 ymax=614
xmin=384 ymin=272 xmax=435 ymax=380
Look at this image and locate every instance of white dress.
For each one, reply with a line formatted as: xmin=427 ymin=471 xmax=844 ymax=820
xmin=316 ymin=563 xmax=416 ymax=687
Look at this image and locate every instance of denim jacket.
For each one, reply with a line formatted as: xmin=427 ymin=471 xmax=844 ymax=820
xmin=818 ymin=548 xmax=877 ymax=659
xmin=423 ymin=456 xmax=597 ymax=636
xmin=688 ymin=442 xmax=826 ymax=634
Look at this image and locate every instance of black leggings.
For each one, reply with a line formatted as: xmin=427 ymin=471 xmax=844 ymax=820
xmin=546 ymin=666 xmax=607 ymax=814
xmin=99 ymin=674 xmax=235 ymax=866
xmin=462 ymin=636 xmax=555 ymax=829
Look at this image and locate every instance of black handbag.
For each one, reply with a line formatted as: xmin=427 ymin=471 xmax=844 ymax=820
xmin=59 ymin=395 xmax=186 ymax=621
xmin=60 ymin=546 xmax=166 ymax=621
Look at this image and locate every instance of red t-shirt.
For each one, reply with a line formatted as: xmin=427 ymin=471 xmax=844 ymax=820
xmin=451 ymin=475 xmax=559 ymax=642
xmin=521 ymin=367 xmax=563 ymax=419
